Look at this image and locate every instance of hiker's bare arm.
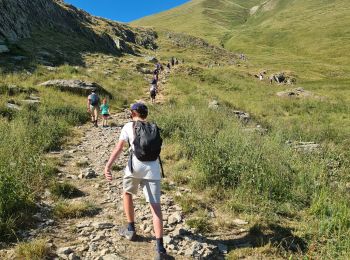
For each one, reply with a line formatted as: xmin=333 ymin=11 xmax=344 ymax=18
xmin=104 ymin=140 xmax=126 ymax=181
xmin=87 ymin=99 xmax=91 ymax=111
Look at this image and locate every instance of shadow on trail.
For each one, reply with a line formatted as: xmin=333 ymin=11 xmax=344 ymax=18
xmin=181 ymin=223 xmax=307 ymax=256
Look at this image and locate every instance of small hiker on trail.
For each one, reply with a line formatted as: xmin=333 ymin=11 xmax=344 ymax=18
xmin=100 ymin=98 xmax=110 ymax=127
xmin=104 ymin=103 xmax=167 ymax=260
xmin=150 ymin=83 xmax=157 ymax=104
xmin=171 ymin=57 xmax=175 ymax=66
xmin=156 ymin=62 xmax=162 ymax=71
xmin=150 ymin=77 xmax=158 ymax=104
xmin=87 ymin=89 xmax=100 ymax=127
xmin=166 ymin=62 xmax=171 ymax=70
xmin=153 ymin=68 xmax=159 ymax=81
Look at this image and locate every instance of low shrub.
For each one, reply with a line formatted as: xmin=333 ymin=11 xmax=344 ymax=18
xmin=50 ymin=182 xmax=83 ymax=199
xmin=16 ymin=239 xmax=51 ymax=260
xmin=53 ymin=201 xmax=98 ymax=219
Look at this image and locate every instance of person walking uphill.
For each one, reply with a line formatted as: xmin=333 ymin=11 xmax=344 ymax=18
xmin=100 ymin=98 xmax=110 ymax=127
xmin=104 ymin=103 xmax=167 ymax=260
xmin=87 ymin=89 xmax=100 ymax=127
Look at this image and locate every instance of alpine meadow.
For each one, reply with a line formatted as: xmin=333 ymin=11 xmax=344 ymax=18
xmin=0 ymin=0 xmax=350 ymax=259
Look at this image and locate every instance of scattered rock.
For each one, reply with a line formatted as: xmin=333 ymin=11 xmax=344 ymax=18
xmin=101 ymin=254 xmax=124 ymax=260
xmin=68 ymin=253 xmax=80 ymax=260
xmin=233 ymin=111 xmax=250 ymax=123
xmin=276 ymin=87 xmax=317 ymax=98
xmin=6 ymin=102 xmax=21 ymax=111
xmin=144 ymin=56 xmax=158 ymax=63
xmin=218 ymin=243 xmax=228 ymax=254
xmin=270 ymin=71 xmax=296 ymax=84
xmin=92 ymin=222 xmax=114 ymax=230
xmin=232 ymin=219 xmax=248 ymax=225
xmin=57 ymin=247 xmax=74 ymax=255
xmin=79 ymin=168 xmax=97 ymax=179
xmin=46 ymin=66 xmax=57 ymax=71
xmin=287 ymin=141 xmax=321 ymax=152
xmin=208 ymin=100 xmax=219 ymax=110
xmin=168 ymin=212 xmax=182 ymax=226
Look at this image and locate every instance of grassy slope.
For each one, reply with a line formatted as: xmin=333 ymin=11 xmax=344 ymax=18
xmin=134 ymin=0 xmax=261 ymax=46
xmin=135 ymin=1 xmax=350 ymax=258
xmin=0 ymin=52 xmax=152 ymax=241
xmin=152 ymin=34 xmax=350 ymax=259
xmin=134 ymin=0 xmax=350 ymax=78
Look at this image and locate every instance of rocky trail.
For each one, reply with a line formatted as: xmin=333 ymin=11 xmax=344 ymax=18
xmin=0 ymin=66 xmax=251 ymax=260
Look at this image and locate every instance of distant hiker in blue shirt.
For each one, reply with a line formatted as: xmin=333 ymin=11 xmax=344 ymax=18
xmin=100 ymin=98 xmax=110 ymax=127
xmin=87 ymin=89 xmax=100 ymax=127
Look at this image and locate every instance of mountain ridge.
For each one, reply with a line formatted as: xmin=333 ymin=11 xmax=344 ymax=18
xmin=0 ymin=0 xmax=157 ymax=66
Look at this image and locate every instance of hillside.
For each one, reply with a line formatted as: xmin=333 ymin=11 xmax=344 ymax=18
xmin=1 ymin=0 xmax=350 ymax=259
xmin=0 ymin=0 xmax=157 ymax=67
xmin=134 ymin=0 xmax=350 ymax=78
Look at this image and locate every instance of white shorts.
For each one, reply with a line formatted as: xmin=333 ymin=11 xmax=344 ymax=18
xmin=123 ymin=176 xmax=161 ymax=204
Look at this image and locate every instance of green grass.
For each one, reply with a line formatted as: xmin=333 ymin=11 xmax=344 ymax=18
xmin=0 ymin=52 xmax=151 ymax=241
xmin=50 ymin=182 xmax=83 ymax=199
xmin=135 ymin=0 xmax=350 ymax=78
xmin=150 ymin=58 xmax=350 ymax=257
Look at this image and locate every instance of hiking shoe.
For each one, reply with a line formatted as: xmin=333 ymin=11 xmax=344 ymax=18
xmin=154 ymin=250 xmax=168 ymax=260
xmin=118 ymin=226 xmax=136 ymax=241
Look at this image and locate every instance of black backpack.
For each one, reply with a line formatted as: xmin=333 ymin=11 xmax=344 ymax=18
xmin=129 ymin=121 xmax=164 ymax=177
xmin=133 ymin=121 xmax=162 ymax=161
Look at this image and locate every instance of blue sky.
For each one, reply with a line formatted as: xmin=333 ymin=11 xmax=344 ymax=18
xmin=64 ymin=0 xmax=190 ymax=23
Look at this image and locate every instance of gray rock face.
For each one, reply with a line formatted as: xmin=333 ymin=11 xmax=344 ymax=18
xmin=39 ymin=79 xmax=112 ymax=97
xmin=0 ymin=0 xmax=157 ymax=57
xmin=0 ymin=43 xmax=9 ymax=53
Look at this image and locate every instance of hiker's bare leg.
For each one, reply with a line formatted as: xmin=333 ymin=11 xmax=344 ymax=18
xmin=94 ymin=108 xmax=99 ymax=123
xmin=123 ymin=192 xmax=135 ymax=222
xmin=150 ymin=203 xmax=163 ymax=238
xmin=90 ymin=108 xmax=95 ymax=122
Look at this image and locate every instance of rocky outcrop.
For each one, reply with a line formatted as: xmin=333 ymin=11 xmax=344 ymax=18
xmin=166 ymin=32 xmax=238 ymax=65
xmin=0 ymin=0 xmax=157 ymax=60
xmin=270 ymin=72 xmax=296 ymax=84
xmin=39 ymin=79 xmax=112 ymax=97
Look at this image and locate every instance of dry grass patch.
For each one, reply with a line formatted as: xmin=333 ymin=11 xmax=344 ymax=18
xmin=15 ymin=239 xmax=51 ymax=260
xmin=53 ymin=200 xmax=98 ymax=219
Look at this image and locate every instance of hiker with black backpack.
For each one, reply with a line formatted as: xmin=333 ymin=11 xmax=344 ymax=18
xmin=87 ymin=89 xmax=100 ymax=127
xmin=104 ymin=103 xmax=167 ymax=260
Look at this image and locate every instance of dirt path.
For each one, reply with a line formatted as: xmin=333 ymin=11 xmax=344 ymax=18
xmin=40 ymin=67 xmax=226 ymax=260
xmin=0 ymin=66 xmax=249 ymax=260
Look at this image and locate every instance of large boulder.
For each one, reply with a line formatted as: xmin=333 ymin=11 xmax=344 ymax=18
xmin=39 ymin=79 xmax=112 ymax=98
